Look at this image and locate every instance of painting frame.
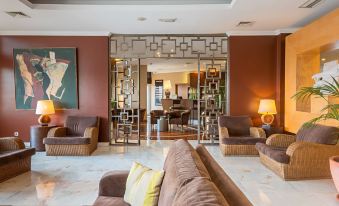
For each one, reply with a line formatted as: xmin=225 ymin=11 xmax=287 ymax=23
xmin=13 ymin=47 xmax=79 ymax=110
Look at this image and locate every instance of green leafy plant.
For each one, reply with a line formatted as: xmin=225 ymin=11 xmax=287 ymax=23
xmin=292 ymin=77 xmax=339 ymax=127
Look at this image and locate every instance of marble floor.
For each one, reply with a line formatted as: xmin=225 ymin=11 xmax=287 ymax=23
xmin=0 ymin=140 xmax=337 ymax=206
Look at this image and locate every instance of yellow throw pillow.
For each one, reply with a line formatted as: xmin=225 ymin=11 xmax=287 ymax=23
xmin=124 ymin=162 xmax=165 ymax=206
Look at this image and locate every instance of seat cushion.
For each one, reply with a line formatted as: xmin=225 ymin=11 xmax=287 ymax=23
xmin=218 ymin=116 xmax=253 ymax=136
xmin=196 ymin=145 xmax=253 ymax=206
xmin=43 ymin=137 xmax=91 ymax=145
xmin=296 ymin=124 xmax=339 ymax=145
xmin=93 ymin=196 xmax=130 ymax=206
xmin=173 ymin=177 xmax=230 ymax=206
xmin=158 ymin=139 xmax=210 ymax=206
xmin=255 ymin=143 xmax=290 ymax=164
xmin=0 ymin=148 xmax=35 ymax=166
xmin=221 ymin=137 xmax=266 ymax=145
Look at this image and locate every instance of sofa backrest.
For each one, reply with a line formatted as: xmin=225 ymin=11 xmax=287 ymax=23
xmin=296 ymin=124 xmax=339 ymax=145
xmin=65 ymin=116 xmax=99 ymax=136
xmin=158 ymin=139 xmax=212 ymax=206
xmin=195 ymin=144 xmax=253 ymax=206
xmin=218 ymin=115 xmax=253 ymax=137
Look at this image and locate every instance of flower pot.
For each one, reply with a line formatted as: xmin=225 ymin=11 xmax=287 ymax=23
xmin=329 ymin=156 xmax=339 ymax=200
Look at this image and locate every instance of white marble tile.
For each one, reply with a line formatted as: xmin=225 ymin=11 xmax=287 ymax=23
xmin=0 ymin=140 xmax=337 ymax=206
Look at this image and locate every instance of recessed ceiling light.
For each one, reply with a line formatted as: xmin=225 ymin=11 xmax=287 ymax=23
xmin=137 ymin=17 xmax=147 ymax=21
xmin=158 ymin=18 xmax=177 ymax=23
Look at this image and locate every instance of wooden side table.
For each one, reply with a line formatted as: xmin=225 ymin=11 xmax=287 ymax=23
xmin=262 ymin=126 xmax=284 ymax=137
xmin=30 ymin=125 xmax=56 ymax=151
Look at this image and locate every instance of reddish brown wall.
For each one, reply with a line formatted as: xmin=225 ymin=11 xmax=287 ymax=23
xmin=228 ymin=35 xmax=287 ymax=127
xmin=0 ymin=36 xmax=109 ymax=142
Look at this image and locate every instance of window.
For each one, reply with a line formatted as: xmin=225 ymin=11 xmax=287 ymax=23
xmin=154 ymin=80 xmax=163 ymax=106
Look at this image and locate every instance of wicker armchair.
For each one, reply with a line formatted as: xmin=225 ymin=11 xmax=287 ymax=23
xmin=256 ymin=124 xmax=339 ymax=180
xmin=0 ymin=137 xmax=35 ymax=182
xmin=218 ymin=115 xmax=266 ymax=156
xmin=43 ymin=116 xmax=100 ymax=156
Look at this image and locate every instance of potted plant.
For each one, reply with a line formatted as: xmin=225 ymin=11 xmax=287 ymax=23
xmin=293 ymin=77 xmax=339 ymax=199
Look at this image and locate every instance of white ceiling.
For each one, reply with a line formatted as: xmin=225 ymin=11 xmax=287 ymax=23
xmin=0 ymin=0 xmax=338 ymax=35
xmin=142 ymin=58 xmax=226 ymax=73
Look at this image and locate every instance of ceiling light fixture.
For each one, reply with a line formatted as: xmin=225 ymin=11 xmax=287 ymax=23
xmin=158 ymin=18 xmax=177 ymax=23
xmin=137 ymin=17 xmax=147 ymax=21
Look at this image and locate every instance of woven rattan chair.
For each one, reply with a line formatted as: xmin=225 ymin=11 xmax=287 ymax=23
xmin=256 ymin=124 xmax=339 ymax=180
xmin=218 ymin=115 xmax=266 ymax=156
xmin=0 ymin=137 xmax=35 ymax=182
xmin=44 ymin=116 xmax=100 ymax=156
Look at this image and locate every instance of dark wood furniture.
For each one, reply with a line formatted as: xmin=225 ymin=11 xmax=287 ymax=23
xmin=262 ymin=126 xmax=284 ymax=137
xmin=30 ymin=125 xmax=56 ymax=151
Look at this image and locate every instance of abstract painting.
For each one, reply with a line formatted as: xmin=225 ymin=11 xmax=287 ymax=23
xmin=14 ymin=48 xmax=78 ymax=109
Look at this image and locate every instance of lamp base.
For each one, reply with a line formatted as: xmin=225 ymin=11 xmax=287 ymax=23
xmin=261 ymin=114 xmax=274 ymax=126
xmin=38 ymin=115 xmax=51 ymax=126
xmin=165 ymin=90 xmax=171 ymax=99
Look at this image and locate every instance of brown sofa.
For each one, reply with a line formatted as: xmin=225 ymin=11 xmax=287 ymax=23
xmin=218 ymin=116 xmax=266 ymax=155
xmin=93 ymin=139 xmax=252 ymax=206
xmin=0 ymin=137 xmax=35 ymax=182
xmin=43 ymin=116 xmax=100 ymax=156
xmin=256 ymin=124 xmax=339 ymax=180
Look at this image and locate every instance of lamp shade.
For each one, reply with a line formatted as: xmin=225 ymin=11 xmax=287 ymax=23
xmin=36 ymin=100 xmax=55 ymax=115
xmin=163 ymin=80 xmax=172 ymax=90
xmin=258 ymin=99 xmax=277 ymax=115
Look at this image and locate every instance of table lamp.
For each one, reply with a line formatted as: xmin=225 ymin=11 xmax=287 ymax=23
xmin=163 ymin=80 xmax=172 ymax=99
xmin=258 ymin=99 xmax=277 ymax=128
xmin=36 ymin=100 xmax=55 ymax=126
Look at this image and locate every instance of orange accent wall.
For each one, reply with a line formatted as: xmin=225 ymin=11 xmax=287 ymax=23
xmin=285 ymin=9 xmax=339 ymax=133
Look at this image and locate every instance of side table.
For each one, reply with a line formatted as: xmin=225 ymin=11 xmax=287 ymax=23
xmin=30 ymin=125 xmax=56 ymax=151
xmin=262 ymin=126 xmax=284 ymax=137
xmin=157 ymin=116 xmax=168 ymax=132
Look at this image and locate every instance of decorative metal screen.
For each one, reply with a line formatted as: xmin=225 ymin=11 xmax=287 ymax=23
xmin=111 ymin=59 xmax=140 ymax=144
xmin=110 ymin=34 xmax=227 ymax=59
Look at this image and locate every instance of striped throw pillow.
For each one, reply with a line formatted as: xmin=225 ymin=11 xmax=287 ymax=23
xmin=124 ymin=162 xmax=165 ymax=206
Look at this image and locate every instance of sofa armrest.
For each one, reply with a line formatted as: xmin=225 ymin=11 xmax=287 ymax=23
xmin=98 ymin=170 xmax=129 ymax=197
xmin=286 ymin=142 xmax=339 ymax=165
xmin=47 ymin=127 xmax=67 ymax=137
xmin=0 ymin=137 xmax=25 ymax=151
xmin=250 ymin=127 xmax=266 ymax=138
xmin=266 ymin=134 xmax=296 ymax=148
xmin=84 ymin=127 xmax=98 ymax=138
xmin=218 ymin=127 xmax=229 ymax=139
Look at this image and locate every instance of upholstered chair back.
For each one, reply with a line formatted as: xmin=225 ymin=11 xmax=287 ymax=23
xmin=65 ymin=116 xmax=99 ymax=136
xmin=218 ymin=116 xmax=253 ymax=136
xmin=296 ymin=124 xmax=339 ymax=145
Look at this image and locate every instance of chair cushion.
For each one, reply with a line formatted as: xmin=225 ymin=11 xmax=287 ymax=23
xmin=65 ymin=116 xmax=99 ymax=136
xmin=124 ymin=162 xmax=164 ymax=206
xmin=158 ymin=139 xmax=210 ymax=206
xmin=296 ymin=124 xmax=339 ymax=145
xmin=195 ymin=145 xmax=253 ymax=206
xmin=255 ymin=143 xmax=290 ymax=164
xmin=218 ymin=116 xmax=253 ymax=136
xmin=221 ymin=137 xmax=266 ymax=145
xmin=93 ymin=196 xmax=130 ymax=206
xmin=0 ymin=148 xmax=35 ymax=166
xmin=173 ymin=177 xmax=230 ymax=206
xmin=43 ymin=137 xmax=91 ymax=145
